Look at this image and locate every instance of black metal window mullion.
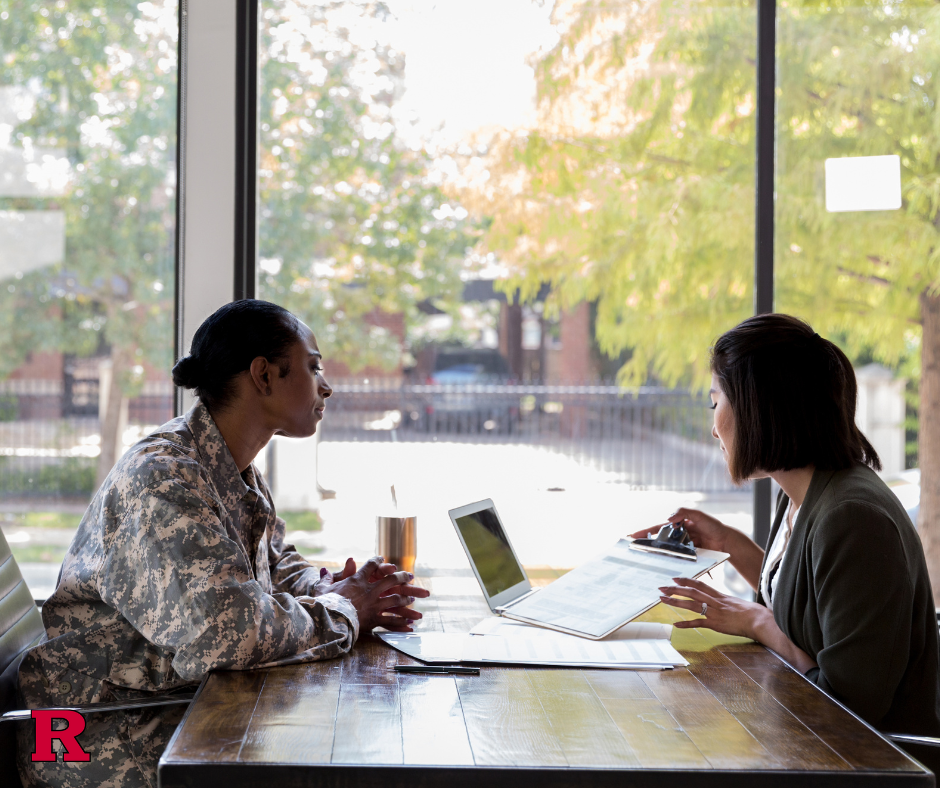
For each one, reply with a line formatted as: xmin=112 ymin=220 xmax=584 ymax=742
xmin=753 ymin=0 xmax=777 ymax=549
xmin=234 ymin=0 xmax=259 ymax=301
xmin=173 ymin=0 xmax=189 ymax=417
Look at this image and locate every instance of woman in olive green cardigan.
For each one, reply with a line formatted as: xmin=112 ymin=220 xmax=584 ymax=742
xmin=636 ymin=314 xmax=940 ymax=735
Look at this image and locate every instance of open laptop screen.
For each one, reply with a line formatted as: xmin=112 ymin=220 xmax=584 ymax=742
xmin=453 ymin=507 xmax=526 ymax=597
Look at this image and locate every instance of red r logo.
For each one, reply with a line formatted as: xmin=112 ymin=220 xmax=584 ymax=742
xmin=31 ymin=710 xmax=91 ymax=762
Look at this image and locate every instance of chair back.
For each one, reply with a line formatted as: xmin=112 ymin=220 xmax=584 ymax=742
xmin=0 ymin=528 xmax=47 ymax=786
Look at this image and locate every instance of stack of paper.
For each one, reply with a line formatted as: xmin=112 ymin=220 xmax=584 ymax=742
xmin=469 ymin=617 xmax=672 ymax=641
xmin=378 ymin=619 xmax=687 ymax=670
xmin=464 ymin=619 xmax=686 ymax=669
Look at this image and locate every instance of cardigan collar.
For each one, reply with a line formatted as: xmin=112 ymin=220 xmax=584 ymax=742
xmin=757 ymin=466 xmax=837 ymax=607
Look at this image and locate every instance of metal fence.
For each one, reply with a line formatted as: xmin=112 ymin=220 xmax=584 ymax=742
xmin=320 ymin=382 xmax=737 ymax=492
xmin=0 ymin=378 xmax=173 ymax=501
xmin=0 ymin=378 xmax=737 ymax=498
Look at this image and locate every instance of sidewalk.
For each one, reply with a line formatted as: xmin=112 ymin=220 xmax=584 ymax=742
xmin=300 ymin=441 xmax=754 ymax=597
xmin=4 ymin=441 xmax=756 ymax=601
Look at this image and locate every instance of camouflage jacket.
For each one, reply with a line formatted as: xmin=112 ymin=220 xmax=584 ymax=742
xmin=17 ymin=401 xmax=358 ymax=712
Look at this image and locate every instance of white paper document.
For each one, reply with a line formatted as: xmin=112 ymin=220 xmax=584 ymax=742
xmin=378 ymin=632 xmax=469 ymax=664
xmin=469 ymin=617 xmax=672 ymax=641
xmin=378 ymin=620 xmax=687 ymax=670
xmin=499 ymin=538 xmax=728 ymax=639
xmin=462 ymin=625 xmax=686 ymax=669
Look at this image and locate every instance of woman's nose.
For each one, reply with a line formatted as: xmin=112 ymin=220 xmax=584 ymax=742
xmin=711 ymin=423 xmax=719 ymax=440
xmin=320 ymin=379 xmax=333 ymax=399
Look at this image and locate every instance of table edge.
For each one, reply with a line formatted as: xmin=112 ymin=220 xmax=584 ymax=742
xmin=158 ymin=761 xmax=935 ymax=788
xmin=158 ymin=672 xmax=212 ymax=770
xmin=752 ymin=645 xmax=929 ymax=771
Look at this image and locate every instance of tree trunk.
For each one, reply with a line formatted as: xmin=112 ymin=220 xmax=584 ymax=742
xmin=498 ymin=302 xmax=524 ymax=381
xmin=917 ymin=291 xmax=940 ymax=606
xmin=96 ymin=346 xmax=131 ymax=487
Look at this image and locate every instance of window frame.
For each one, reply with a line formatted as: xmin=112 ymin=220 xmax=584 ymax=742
xmin=175 ymin=0 xmax=779 ymax=543
xmin=174 ymin=0 xmax=259 ymax=415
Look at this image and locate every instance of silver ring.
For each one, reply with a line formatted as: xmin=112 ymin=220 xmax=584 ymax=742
xmin=701 ymin=602 xmax=708 ymax=616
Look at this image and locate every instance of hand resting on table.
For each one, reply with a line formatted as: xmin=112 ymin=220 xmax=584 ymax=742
xmin=314 ymin=555 xmax=429 ymax=633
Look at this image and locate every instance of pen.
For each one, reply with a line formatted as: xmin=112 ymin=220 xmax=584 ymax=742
xmin=393 ymin=665 xmax=480 ymax=675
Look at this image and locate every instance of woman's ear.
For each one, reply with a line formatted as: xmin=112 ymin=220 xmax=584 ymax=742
xmin=248 ymin=356 xmax=273 ymax=396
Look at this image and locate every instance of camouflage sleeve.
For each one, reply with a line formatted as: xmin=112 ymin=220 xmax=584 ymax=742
xmin=268 ymin=514 xmax=323 ymax=597
xmin=97 ymin=479 xmax=359 ymax=682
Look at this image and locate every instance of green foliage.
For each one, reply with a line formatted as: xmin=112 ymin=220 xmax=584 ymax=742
xmin=0 ymin=457 xmax=96 ymax=496
xmin=773 ymin=2 xmax=940 ymax=369
xmin=1 ymin=1 xmax=475 ymax=382
xmin=0 ymin=0 xmax=177 ymax=386
xmin=10 ymin=510 xmax=84 ymax=529
xmin=0 ymin=396 xmax=18 ymax=421
xmin=474 ymin=0 xmax=940 ymax=389
xmin=10 ymin=544 xmax=70 ymax=565
xmin=280 ymin=509 xmax=323 ymax=532
xmin=256 ymin=1 xmax=477 ymax=371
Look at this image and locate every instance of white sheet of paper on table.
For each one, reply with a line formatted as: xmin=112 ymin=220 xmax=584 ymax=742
xmin=462 ymin=619 xmax=686 ymax=668
xmin=378 ymin=631 xmax=468 ymax=664
xmin=469 ymin=617 xmax=672 ymax=641
xmin=461 ymin=631 xmax=686 ymax=669
xmin=378 ymin=622 xmax=687 ymax=669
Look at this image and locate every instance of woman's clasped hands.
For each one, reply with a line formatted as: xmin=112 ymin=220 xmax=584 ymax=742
xmin=314 ymin=556 xmax=430 ymax=633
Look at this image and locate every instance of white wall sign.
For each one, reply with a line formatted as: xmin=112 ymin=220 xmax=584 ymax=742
xmin=0 ymin=210 xmax=66 ymax=279
xmin=825 ymin=155 xmax=902 ymax=212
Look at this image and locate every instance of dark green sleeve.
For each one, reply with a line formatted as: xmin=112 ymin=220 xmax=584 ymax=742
xmin=807 ymin=501 xmax=912 ymax=723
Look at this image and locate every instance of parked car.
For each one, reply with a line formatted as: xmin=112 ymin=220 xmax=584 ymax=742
xmin=427 ymin=348 xmax=514 ymax=384
xmin=403 ymin=348 xmax=520 ymax=434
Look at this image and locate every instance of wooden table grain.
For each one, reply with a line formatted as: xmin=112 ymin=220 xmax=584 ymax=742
xmin=159 ymin=573 xmax=934 ymax=788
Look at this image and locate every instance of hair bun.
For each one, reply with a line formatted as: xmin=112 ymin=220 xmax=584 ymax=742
xmin=171 ymin=356 xmax=201 ymax=389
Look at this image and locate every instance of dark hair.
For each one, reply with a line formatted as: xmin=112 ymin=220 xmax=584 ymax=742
xmin=710 ymin=313 xmax=881 ymax=483
xmin=172 ymin=299 xmax=304 ymax=411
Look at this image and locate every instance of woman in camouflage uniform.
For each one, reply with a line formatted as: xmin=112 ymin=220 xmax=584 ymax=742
xmin=16 ymin=300 xmax=428 ymax=787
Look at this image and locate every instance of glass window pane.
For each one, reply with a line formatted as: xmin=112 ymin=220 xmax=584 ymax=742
xmin=257 ymin=0 xmax=755 ymax=595
xmin=774 ymin=0 xmax=929 ymax=520
xmin=0 ymin=1 xmax=179 ymax=597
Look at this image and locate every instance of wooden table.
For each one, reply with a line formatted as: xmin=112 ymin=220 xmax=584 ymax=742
xmin=159 ymin=572 xmax=933 ymax=788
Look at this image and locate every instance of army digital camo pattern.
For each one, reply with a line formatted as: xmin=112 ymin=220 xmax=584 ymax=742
xmin=16 ymin=402 xmax=359 ymax=787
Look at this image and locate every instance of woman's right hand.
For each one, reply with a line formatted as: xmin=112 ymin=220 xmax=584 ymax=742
xmin=630 ymin=508 xmax=765 ymax=591
xmin=629 ymin=507 xmax=733 ymax=554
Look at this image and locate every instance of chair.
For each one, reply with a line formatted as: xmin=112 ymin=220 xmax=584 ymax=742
xmin=899 ymin=615 xmax=940 ymax=771
xmin=885 ymin=734 xmax=940 ymax=775
xmin=0 ymin=526 xmax=47 ymax=786
xmin=887 ymin=615 xmax=940 ymax=773
xmin=0 ymin=529 xmax=193 ymax=784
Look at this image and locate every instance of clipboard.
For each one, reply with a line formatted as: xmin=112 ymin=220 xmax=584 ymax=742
xmin=496 ymin=539 xmax=729 ymax=639
xmin=448 ymin=498 xmax=728 ymax=640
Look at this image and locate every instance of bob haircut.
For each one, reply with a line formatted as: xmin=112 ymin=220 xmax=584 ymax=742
xmin=710 ymin=313 xmax=881 ymax=484
xmin=172 ymin=299 xmax=304 ymax=411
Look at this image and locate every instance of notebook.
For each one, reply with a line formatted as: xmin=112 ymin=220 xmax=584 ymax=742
xmin=447 ymin=498 xmax=729 ymax=640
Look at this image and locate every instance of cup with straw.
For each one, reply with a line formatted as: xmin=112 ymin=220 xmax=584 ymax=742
xmin=376 ymin=484 xmax=417 ymax=575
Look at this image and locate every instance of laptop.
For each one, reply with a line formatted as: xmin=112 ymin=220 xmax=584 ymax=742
xmin=447 ymin=498 xmax=729 ymax=639
xmin=448 ymin=498 xmax=538 ymax=613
